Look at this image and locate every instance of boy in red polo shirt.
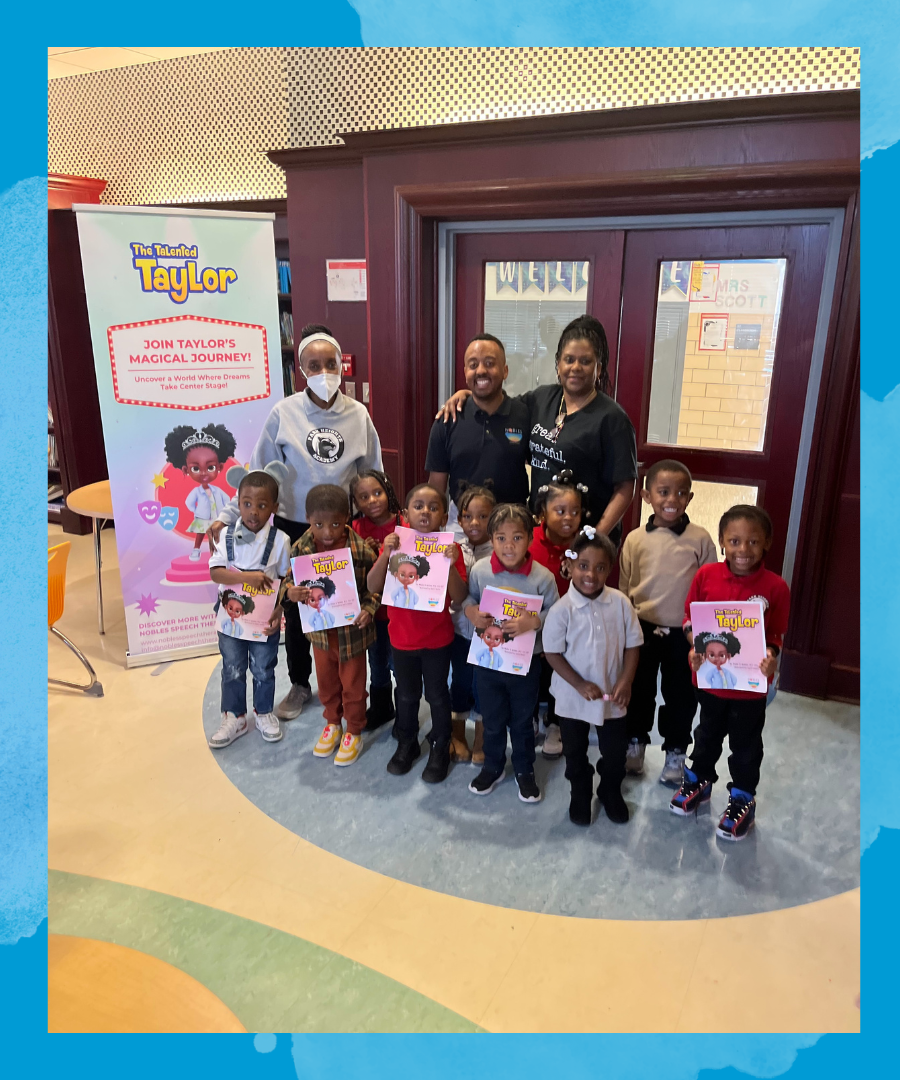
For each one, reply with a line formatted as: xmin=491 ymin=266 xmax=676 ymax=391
xmin=670 ymin=505 xmax=790 ymax=841
xmin=367 ymin=483 xmax=468 ymax=784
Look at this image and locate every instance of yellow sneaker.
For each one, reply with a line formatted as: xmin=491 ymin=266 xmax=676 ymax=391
xmin=313 ymin=723 xmax=342 ymax=757
xmin=334 ymin=732 xmax=361 ymax=767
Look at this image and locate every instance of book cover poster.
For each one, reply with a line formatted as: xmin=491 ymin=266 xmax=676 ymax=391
xmin=467 ymin=586 xmax=543 ymax=677
xmin=383 ymin=526 xmax=455 ymax=613
xmin=291 ymin=548 xmax=361 ymax=632
xmin=216 ymin=577 xmax=280 ymax=642
xmin=690 ymin=600 xmax=767 ymax=694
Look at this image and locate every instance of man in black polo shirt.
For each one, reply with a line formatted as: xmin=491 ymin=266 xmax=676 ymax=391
xmin=426 ymin=334 xmax=530 ymax=517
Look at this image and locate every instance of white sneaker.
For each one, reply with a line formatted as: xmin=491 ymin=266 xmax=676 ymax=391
xmin=625 ymin=738 xmax=646 ymax=775
xmin=255 ymin=711 xmax=283 ymax=743
xmin=275 ymin=683 xmax=312 ymax=720
xmin=541 ymin=722 xmax=563 ymax=760
xmin=209 ymin=712 xmax=249 ymax=749
xmin=659 ymin=749 xmax=686 ymax=785
xmin=189 ymin=548 xmax=201 ymax=561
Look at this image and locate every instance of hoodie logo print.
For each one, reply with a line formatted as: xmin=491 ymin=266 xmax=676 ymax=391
xmin=307 ymin=428 xmax=345 ymax=464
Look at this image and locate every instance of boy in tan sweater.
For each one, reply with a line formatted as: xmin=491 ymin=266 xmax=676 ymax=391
xmin=619 ymin=460 xmax=717 ymax=784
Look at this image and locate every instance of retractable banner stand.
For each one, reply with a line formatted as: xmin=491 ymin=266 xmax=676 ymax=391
xmin=74 ymin=206 xmax=284 ymax=666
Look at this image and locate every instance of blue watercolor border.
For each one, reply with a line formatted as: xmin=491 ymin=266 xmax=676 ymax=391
xmin=7 ymin=11 xmax=890 ymax=1075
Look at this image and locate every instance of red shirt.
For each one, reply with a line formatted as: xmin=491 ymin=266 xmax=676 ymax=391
xmin=529 ymin=524 xmax=570 ymax=596
xmin=352 ymin=514 xmax=400 ymax=621
xmin=388 ymin=548 xmax=468 ymax=651
xmin=684 ymin=560 xmax=791 ymax=700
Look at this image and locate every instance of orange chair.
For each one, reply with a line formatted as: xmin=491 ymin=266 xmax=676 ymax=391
xmin=49 ymin=542 xmax=103 ymax=697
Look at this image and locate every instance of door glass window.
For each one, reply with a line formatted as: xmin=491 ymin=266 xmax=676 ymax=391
xmin=646 ymin=259 xmax=786 ymax=452
xmin=483 ymin=261 xmax=589 ymax=397
xmin=640 ymin=478 xmax=759 ymax=560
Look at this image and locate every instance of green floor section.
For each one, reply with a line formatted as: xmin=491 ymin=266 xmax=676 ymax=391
xmin=49 ymin=870 xmax=483 ymax=1034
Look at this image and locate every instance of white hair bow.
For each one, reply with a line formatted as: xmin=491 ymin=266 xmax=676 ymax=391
xmin=564 ymin=548 xmax=577 ymax=559
xmin=580 ymin=525 xmax=597 ymax=539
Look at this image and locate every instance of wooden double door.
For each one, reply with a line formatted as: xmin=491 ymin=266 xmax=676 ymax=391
xmin=456 ymin=222 xmax=831 ymax=574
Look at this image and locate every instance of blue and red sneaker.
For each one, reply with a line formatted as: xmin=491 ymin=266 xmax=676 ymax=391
xmin=716 ymin=789 xmax=756 ymax=841
xmin=669 ymin=767 xmax=713 ymax=816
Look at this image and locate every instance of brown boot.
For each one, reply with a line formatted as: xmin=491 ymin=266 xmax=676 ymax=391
xmin=471 ymin=719 xmax=485 ymax=765
xmin=450 ymin=714 xmax=471 ymax=762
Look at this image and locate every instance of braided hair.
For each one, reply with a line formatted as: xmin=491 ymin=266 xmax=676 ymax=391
xmin=455 ymin=480 xmax=497 ymax=516
xmin=556 ymin=314 xmax=611 ymax=395
xmin=349 ymin=469 xmax=402 ymax=519
xmin=533 ymin=469 xmax=589 ymax=522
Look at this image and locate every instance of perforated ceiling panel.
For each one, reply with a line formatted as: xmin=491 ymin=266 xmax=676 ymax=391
xmin=49 ymin=47 xmax=859 ymax=204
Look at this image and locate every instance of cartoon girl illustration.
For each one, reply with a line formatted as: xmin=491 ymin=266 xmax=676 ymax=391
xmin=164 ymin=424 xmax=237 ymax=561
xmin=300 ymin=577 xmax=337 ymax=630
xmin=387 ymin=553 xmax=430 ymax=609
xmin=694 ymin=630 xmax=741 ymax=690
xmin=473 ymin=620 xmax=507 ymax=670
xmin=219 ymin=589 xmax=254 ymax=639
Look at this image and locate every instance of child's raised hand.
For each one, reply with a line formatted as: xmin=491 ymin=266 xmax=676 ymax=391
xmin=760 ymin=648 xmax=778 ymax=679
xmin=469 ymin=608 xmax=494 ymax=631
xmin=443 ymin=542 xmax=460 ymax=563
xmin=206 ymin=520 xmax=225 ymax=553
xmin=383 ymin=532 xmax=401 ymax=553
xmin=353 ymin=610 xmax=373 ymax=629
xmin=688 ymin=648 xmax=702 ymax=672
xmin=264 ymin=606 xmax=283 ymax=636
xmin=364 ymin=537 xmax=380 ymax=554
xmin=242 ymin=570 xmax=274 ymax=591
xmin=610 ymin=677 xmax=633 ymax=709
xmin=287 ymin=584 xmax=309 ymax=604
xmin=577 ymin=678 xmax=605 ymax=702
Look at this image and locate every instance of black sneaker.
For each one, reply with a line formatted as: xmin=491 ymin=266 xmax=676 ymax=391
xmin=669 ymin=768 xmax=713 ymax=816
xmin=516 ymin=773 xmax=542 ymax=803
xmin=468 ymin=768 xmax=504 ymax=796
xmin=716 ymin=789 xmax=756 ymax=841
xmin=386 ymin=739 xmax=420 ymax=775
xmin=421 ymin=741 xmax=451 ymax=784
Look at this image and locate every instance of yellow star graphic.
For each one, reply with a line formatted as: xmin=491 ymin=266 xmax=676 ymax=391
xmin=152 ymin=471 xmax=168 ymax=489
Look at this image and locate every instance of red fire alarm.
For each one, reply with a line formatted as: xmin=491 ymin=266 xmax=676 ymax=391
xmin=341 ymin=353 xmax=355 ymax=377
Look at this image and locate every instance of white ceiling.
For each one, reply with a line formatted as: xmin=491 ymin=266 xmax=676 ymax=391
xmin=49 ymin=48 xmax=226 ymax=79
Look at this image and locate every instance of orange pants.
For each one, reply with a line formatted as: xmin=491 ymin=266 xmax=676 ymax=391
xmin=312 ymin=636 xmax=368 ymax=736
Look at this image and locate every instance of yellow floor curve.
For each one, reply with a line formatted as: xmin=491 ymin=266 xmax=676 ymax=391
xmin=48 ymin=526 xmax=860 ymax=1033
xmin=48 ymin=934 xmax=246 ymax=1033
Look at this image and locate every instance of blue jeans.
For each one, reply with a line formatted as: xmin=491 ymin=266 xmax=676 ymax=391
xmin=368 ymin=619 xmax=394 ymax=690
xmin=475 ymin=655 xmax=542 ymax=777
xmin=219 ymin=631 xmax=279 ymax=716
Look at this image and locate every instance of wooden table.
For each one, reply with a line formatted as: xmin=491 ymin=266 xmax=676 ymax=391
xmin=66 ymin=481 xmax=113 ymax=635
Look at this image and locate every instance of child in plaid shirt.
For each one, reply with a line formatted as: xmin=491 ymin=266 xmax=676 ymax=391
xmin=281 ymin=485 xmax=379 ymax=767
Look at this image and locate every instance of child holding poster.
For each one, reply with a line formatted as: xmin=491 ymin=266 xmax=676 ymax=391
xmin=367 ymin=484 xmax=468 ymax=784
xmin=281 ymin=485 xmax=379 ymax=767
xmin=207 ymin=466 xmax=291 ymax=749
xmin=671 ymin=505 xmax=791 ymax=842
xmin=463 ymin=504 xmax=559 ymax=804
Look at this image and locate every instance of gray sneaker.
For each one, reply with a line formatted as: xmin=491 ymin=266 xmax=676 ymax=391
xmin=659 ymin=749 xmax=686 ymax=786
xmin=625 ymin=738 xmax=646 ymax=775
xmin=275 ymin=683 xmax=312 ymax=720
xmin=541 ymin=722 xmax=563 ymax=760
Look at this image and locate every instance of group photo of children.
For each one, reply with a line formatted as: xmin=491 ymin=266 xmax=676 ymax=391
xmin=206 ymin=316 xmax=789 ymax=844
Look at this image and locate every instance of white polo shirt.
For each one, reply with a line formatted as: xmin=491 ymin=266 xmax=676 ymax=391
xmin=542 ymin=585 xmax=643 ymax=725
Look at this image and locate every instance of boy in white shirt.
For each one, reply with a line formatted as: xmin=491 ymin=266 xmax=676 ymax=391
xmin=543 ymin=527 xmax=643 ymax=825
xmin=207 ymin=465 xmax=291 ymax=748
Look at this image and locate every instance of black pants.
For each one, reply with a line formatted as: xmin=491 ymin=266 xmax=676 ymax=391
xmin=391 ymin=644 xmax=452 ymax=750
xmin=475 ymin=656 xmax=541 ymax=777
xmin=559 ymin=715 xmax=628 ymax=797
xmin=534 ymin=655 xmax=557 ymax=726
xmin=689 ymin=690 xmax=767 ymax=796
xmin=274 ymin=515 xmax=313 ymax=690
xmin=625 ymin=622 xmax=697 ymax=751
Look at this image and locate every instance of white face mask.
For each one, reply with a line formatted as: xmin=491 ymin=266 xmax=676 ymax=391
xmin=305 ymin=370 xmax=342 ymax=401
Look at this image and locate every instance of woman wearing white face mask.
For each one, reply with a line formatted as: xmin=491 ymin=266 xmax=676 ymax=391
xmin=209 ymin=323 xmax=383 ymax=720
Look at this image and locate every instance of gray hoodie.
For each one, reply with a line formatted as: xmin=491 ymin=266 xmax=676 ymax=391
xmin=216 ymin=389 xmax=382 ymax=526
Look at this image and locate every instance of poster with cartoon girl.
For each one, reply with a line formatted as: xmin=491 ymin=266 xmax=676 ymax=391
xmin=382 ymin=525 xmax=455 ymax=613
xmin=163 ymin=424 xmax=237 ymax=561
xmin=291 ymin=548 xmax=361 ymax=633
xmin=466 ymin=586 xmax=544 ymax=677
xmin=689 ymin=601 xmax=767 ymax=694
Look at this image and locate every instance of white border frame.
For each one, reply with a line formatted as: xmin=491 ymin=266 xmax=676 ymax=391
xmin=437 ymin=208 xmax=845 ymax=587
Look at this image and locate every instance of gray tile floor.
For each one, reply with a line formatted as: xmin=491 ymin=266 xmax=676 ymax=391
xmin=202 ymin=652 xmax=859 ymax=921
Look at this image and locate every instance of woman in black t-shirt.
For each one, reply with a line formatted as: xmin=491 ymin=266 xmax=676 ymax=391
xmin=439 ymin=315 xmax=637 ymax=544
